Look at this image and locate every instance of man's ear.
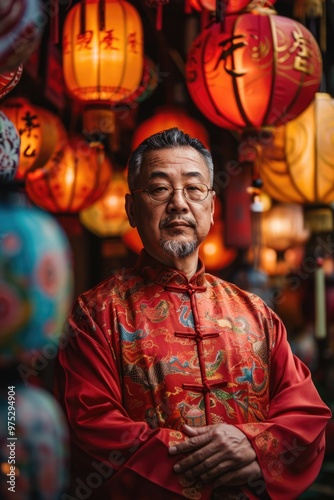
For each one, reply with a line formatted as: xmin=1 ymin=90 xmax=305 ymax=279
xmin=125 ymin=193 xmax=137 ymax=228
xmin=210 ymin=191 xmax=216 ymax=226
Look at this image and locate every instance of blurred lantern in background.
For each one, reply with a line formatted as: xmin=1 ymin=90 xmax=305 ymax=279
xmin=62 ymin=0 xmax=144 ymax=139
xmin=0 ymin=193 xmax=73 ymax=367
xmin=0 ymin=98 xmax=68 ymax=181
xmin=122 ymin=227 xmax=143 ymax=254
xmin=0 ymin=385 xmax=69 ymax=499
xmin=131 ymin=106 xmax=210 ymax=150
xmin=80 ymin=170 xmax=131 ymax=237
xmin=260 ymin=93 xmax=334 ymax=213
xmin=0 ymin=0 xmax=44 ymax=71
xmin=25 ymin=136 xmax=112 ymax=213
xmin=0 ymin=64 xmax=23 ymax=100
xmin=185 ymin=5 xmax=322 ymax=130
xmin=0 ymin=111 xmax=20 ymax=183
xmin=199 ymin=198 xmax=237 ymax=270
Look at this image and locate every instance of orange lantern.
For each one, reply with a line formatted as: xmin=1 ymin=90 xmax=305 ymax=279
xmin=25 ymin=137 xmax=112 ymax=213
xmin=199 ymin=198 xmax=237 ymax=270
xmin=131 ymin=106 xmax=210 ymax=150
xmin=185 ymin=7 xmax=322 ymax=130
xmin=62 ymin=0 xmax=144 ymax=106
xmin=122 ymin=227 xmax=143 ymax=254
xmin=80 ymin=171 xmax=131 ymax=237
xmin=0 ymin=65 xmax=23 ymax=100
xmin=0 ymin=98 xmax=68 ymax=181
xmin=260 ymin=93 xmax=334 ymax=206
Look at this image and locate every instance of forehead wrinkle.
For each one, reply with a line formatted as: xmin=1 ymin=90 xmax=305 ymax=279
xmin=148 ymin=171 xmax=206 ymax=182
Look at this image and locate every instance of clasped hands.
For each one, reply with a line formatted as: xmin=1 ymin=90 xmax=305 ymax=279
xmin=169 ymin=423 xmax=262 ymax=490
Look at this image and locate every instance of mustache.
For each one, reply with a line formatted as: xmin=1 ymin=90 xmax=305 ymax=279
xmin=160 ymin=215 xmax=197 ymax=229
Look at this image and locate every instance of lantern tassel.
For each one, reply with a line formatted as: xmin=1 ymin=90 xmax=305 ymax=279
xmin=50 ymin=0 xmax=59 ymax=44
xmin=80 ymin=0 xmax=86 ymax=35
xmin=156 ymin=4 xmax=163 ymax=31
xmin=314 ymin=258 xmax=327 ymax=340
xmin=99 ymin=0 xmax=106 ymax=32
xmin=216 ymin=0 xmax=228 ymax=32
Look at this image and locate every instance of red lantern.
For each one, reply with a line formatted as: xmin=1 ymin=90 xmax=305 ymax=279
xmin=0 ymin=65 xmax=23 ymax=100
xmin=25 ymin=138 xmax=112 ymax=213
xmin=0 ymin=0 xmax=43 ymax=71
xmin=0 ymin=98 xmax=68 ymax=181
xmin=190 ymin=0 xmax=276 ymax=13
xmin=186 ymin=9 xmax=322 ymax=130
xmin=122 ymin=227 xmax=143 ymax=254
xmin=131 ymin=106 xmax=210 ymax=150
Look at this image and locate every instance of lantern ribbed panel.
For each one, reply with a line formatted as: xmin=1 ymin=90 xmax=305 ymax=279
xmin=186 ymin=12 xmax=322 ymax=130
xmin=63 ymin=0 xmax=144 ymax=104
xmin=260 ymin=93 xmax=334 ymax=205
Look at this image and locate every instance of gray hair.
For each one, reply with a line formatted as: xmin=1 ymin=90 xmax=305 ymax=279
xmin=127 ymin=127 xmax=214 ymax=191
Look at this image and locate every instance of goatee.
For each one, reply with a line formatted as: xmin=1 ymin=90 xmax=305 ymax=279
xmin=160 ymin=239 xmax=197 ymax=258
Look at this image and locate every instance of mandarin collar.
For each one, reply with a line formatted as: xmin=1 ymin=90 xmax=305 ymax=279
xmin=135 ymin=250 xmax=207 ymax=292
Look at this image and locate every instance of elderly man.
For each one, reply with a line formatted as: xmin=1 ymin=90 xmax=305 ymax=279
xmin=55 ymin=128 xmax=331 ymax=500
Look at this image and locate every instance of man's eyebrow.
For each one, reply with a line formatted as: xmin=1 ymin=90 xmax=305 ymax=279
xmin=148 ymin=171 xmax=205 ymax=181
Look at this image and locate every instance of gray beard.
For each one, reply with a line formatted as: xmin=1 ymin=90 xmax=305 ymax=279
xmin=160 ymin=239 xmax=197 ymax=259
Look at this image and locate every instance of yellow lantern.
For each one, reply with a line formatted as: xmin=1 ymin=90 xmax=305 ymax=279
xmin=260 ymin=93 xmax=334 ymax=206
xmin=80 ymin=171 xmax=131 ymax=237
xmin=62 ymin=0 xmax=144 ymax=105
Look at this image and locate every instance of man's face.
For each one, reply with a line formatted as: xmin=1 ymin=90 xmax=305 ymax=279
xmin=125 ymin=146 xmax=215 ymax=266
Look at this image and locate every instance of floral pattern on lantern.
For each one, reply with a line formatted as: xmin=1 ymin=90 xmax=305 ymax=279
xmin=0 ymin=195 xmax=73 ymax=366
xmin=0 ymin=111 xmax=20 ymax=183
xmin=25 ymin=137 xmax=112 ymax=213
xmin=80 ymin=171 xmax=131 ymax=237
xmin=0 ymin=64 xmax=23 ymax=100
xmin=0 ymin=0 xmax=43 ymax=71
xmin=185 ymin=9 xmax=322 ymax=130
xmin=132 ymin=106 xmax=210 ymax=150
xmin=62 ymin=0 xmax=144 ymax=105
xmin=259 ymin=93 xmax=334 ymax=205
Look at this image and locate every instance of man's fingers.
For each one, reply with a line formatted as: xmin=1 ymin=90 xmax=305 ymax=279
xmin=213 ymin=461 xmax=262 ymax=489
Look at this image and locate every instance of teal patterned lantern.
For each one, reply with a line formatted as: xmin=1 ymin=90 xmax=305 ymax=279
xmin=0 ymin=194 xmax=73 ymax=367
xmin=0 ymin=111 xmax=20 ymax=184
xmin=0 ymin=384 xmax=69 ymax=498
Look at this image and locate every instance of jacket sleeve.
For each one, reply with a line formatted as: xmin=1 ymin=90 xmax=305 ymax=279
xmin=237 ymin=312 xmax=332 ymax=500
xmin=54 ymin=297 xmax=213 ymax=500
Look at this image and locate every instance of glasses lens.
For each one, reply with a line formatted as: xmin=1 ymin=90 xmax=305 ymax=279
xmin=184 ymin=183 xmax=208 ymax=202
xmin=147 ymin=184 xmax=173 ymax=201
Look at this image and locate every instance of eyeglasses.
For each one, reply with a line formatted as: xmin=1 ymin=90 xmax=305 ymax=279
xmin=132 ymin=183 xmax=213 ymax=203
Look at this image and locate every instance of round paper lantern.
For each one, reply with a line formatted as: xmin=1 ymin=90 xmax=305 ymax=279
xmin=0 ymin=384 xmax=68 ymax=498
xmin=122 ymin=227 xmax=143 ymax=254
xmin=199 ymin=198 xmax=237 ymax=270
xmin=262 ymin=203 xmax=310 ymax=252
xmin=25 ymin=138 xmax=112 ymax=213
xmin=80 ymin=171 xmax=131 ymax=237
xmin=117 ymin=56 xmax=159 ymax=107
xmin=62 ymin=0 xmax=144 ymax=105
xmin=0 ymin=111 xmax=20 ymax=183
xmin=0 ymin=64 xmax=23 ymax=100
xmin=0 ymin=0 xmax=44 ymax=71
xmin=186 ymin=9 xmax=322 ymax=130
xmin=0 ymin=99 xmax=67 ymax=181
xmin=131 ymin=106 xmax=210 ymax=150
xmin=259 ymin=93 xmax=334 ymax=205
xmin=0 ymin=195 xmax=73 ymax=366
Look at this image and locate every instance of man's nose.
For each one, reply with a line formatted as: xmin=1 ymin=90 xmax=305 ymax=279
xmin=167 ymin=189 xmax=189 ymax=212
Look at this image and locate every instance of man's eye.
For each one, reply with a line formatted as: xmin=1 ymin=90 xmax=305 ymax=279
xmin=187 ymin=185 xmax=203 ymax=192
xmin=150 ymin=185 xmax=169 ymax=193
